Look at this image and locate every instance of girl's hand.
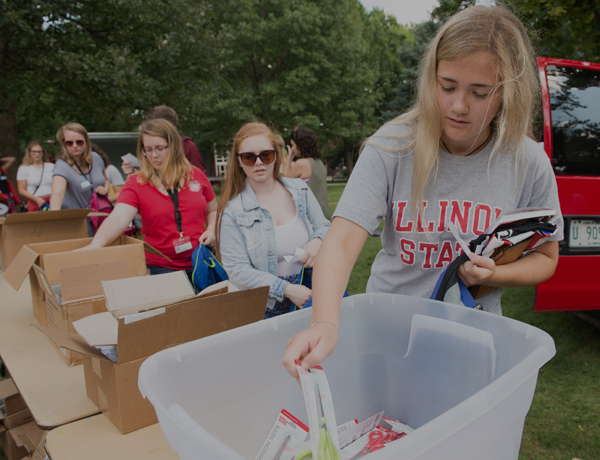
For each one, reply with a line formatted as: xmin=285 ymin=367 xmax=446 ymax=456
xmin=284 ymin=284 xmax=312 ymax=307
xmin=199 ymin=229 xmax=215 ymax=247
xmin=95 ymin=185 xmax=108 ymax=196
xmin=286 ymin=145 xmax=296 ymax=160
xmin=122 ymin=161 xmax=134 ymax=176
xmin=457 ymin=253 xmax=496 ymax=286
xmin=34 ymin=196 xmax=46 ymax=207
xmin=282 ymin=322 xmax=339 ymax=382
xmin=301 ymin=238 xmax=322 ymax=268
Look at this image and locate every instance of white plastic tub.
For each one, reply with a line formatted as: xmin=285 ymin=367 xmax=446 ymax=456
xmin=138 ymin=293 xmax=555 ymax=460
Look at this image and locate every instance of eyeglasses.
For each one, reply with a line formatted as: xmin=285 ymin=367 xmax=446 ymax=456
xmin=64 ymin=140 xmax=85 ymax=147
xmin=236 ymin=150 xmax=276 ymax=166
xmin=142 ymin=145 xmax=169 ymax=156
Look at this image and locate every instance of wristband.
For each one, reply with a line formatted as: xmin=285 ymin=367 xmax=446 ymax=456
xmin=310 ymin=320 xmax=339 ymax=332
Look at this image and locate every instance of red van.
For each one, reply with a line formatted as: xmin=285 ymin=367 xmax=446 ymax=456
xmin=535 ymin=58 xmax=600 ymax=312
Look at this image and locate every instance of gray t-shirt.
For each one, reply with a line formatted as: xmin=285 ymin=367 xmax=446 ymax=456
xmin=53 ymin=151 xmax=106 ymax=210
xmin=334 ymin=122 xmax=564 ymax=314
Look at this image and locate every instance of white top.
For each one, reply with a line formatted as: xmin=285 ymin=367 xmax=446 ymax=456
xmin=275 ymin=213 xmax=310 ymax=277
xmin=16 ymin=163 xmax=54 ymax=196
xmin=104 ymin=164 xmax=125 ymax=187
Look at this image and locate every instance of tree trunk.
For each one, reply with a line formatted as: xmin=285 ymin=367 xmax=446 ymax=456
xmin=344 ymin=142 xmax=356 ymax=177
xmin=0 ymin=94 xmax=22 ymax=184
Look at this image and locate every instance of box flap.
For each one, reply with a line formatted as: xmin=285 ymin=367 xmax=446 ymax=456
xmin=116 ymin=285 xmax=269 ymax=363
xmin=30 ymin=264 xmax=59 ymax=304
xmin=72 ymin=312 xmax=118 ymax=346
xmin=8 ymin=421 xmax=45 ymax=453
xmin=102 ymin=271 xmax=195 ymax=318
xmin=59 ymin=260 xmax=129 ymax=302
xmin=142 ymin=241 xmax=170 ymax=261
xmin=1 ymin=209 xmax=89 ymax=225
xmin=3 ymin=245 xmax=40 ymax=290
xmin=32 ymin=324 xmax=113 ymax=362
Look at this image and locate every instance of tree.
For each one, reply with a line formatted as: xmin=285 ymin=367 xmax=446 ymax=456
xmin=0 ymin=0 xmax=216 ymax=180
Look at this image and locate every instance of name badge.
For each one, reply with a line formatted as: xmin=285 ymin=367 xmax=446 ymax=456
xmin=173 ymin=235 xmax=192 ymax=254
xmin=80 ymin=179 xmax=91 ymax=189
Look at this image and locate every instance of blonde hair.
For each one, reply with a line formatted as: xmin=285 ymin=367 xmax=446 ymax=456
xmin=22 ymin=141 xmax=50 ymax=166
xmin=368 ymin=5 xmax=539 ymax=222
xmin=56 ymin=123 xmax=92 ymax=166
xmin=136 ymin=119 xmax=192 ymax=190
xmin=215 ymin=122 xmax=284 ymax=258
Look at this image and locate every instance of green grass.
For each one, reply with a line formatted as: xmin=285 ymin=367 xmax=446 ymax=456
xmin=328 ymin=182 xmax=600 ymax=459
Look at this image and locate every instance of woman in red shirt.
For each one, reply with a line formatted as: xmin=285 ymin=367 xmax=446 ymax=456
xmin=84 ymin=119 xmax=216 ymax=275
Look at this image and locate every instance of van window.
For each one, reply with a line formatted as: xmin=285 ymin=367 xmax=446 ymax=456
xmin=547 ymin=64 xmax=600 ymax=175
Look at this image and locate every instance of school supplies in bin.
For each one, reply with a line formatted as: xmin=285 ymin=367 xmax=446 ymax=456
xmin=254 ymin=410 xmax=309 ymax=460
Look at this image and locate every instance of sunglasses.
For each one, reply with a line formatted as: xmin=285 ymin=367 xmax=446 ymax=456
xmin=64 ymin=140 xmax=85 ymax=147
xmin=236 ymin=150 xmax=276 ymax=166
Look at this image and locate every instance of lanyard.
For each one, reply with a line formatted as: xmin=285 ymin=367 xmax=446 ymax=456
xmin=166 ymin=188 xmax=183 ymax=236
xmin=74 ymin=162 xmax=91 ymax=182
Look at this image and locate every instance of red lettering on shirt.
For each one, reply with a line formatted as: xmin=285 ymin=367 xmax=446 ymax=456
xmin=437 ymin=200 xmax=449 ymax=232
xmin=450 ymin=201 xmax=473 ymax=234
xmin=416 ymin=201 xmax=434 ymax=232
xmin=494 ymin=207 xmax=502 ymax=220
xmin=395 ymin=201 xmax=413 ymax=232
xmin=418 ymin=242 xmax=438 ymax=269
xmin=473 ymin=204 xmax=492 ymax=235
xmin=435 ymin=240 xmax=455 ymax=268
xmin=400 ymin=239 xmax=416 ymax=265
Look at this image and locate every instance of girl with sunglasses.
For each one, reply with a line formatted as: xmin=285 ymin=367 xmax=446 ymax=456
xmin=51 ymin=123 xmax=109 ymax=235
xmin=216 ymin=122 xmax=330 ymax=318
xmin=82 ymin=119 xmax=216 ymax=277
xmin=283 ymin=5 xmax=564 ymax=379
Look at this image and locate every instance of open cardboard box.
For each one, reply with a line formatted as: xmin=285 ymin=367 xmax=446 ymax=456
xmin=31 ymin=260 xmax=139 ymax=367
xmin=0 ymin=421 xmax=45 ymax=460
xmin=34 ymin=272 xmax=269 ymax=434
xmin=0 ymin=209 xmax=90 ymax=270
xmin=3 ymin=235 xmax=167 ymax=327
xmin=0 ymin=379 xmax=33 ymax=431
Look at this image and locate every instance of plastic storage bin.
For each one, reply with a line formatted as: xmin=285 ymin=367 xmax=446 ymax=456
xmin=138 ymin=293 xmax=555 ymax=460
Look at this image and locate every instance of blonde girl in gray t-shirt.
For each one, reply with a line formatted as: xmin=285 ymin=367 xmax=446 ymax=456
xmin=283 ymin=4 xmax=565 ymax=380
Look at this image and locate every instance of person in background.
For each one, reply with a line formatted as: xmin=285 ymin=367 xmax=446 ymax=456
xmin=50 ymin=123 xmax=108 ymax=235
xmin=283 ymin=127 xmax=331 ymax=220
xmin=83 ymin=119 xmax=216 ymax=278
xmin=216 ymin=122 xmax=330 ymax=319
xmin=283 ymin=5 xmax=564 ymax=378
xmin=0 ymin=156 xmax=20 ymax=215
xmin=144 ymin=105 xmax=207 ymax=173
xmin=92 ymin=143 xmax=125 ymax=203
xmin=17 ymin=141 xmax=54 ymax=212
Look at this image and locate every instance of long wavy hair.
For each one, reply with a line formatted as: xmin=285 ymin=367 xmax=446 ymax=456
xmin=367 ymin=4 xmax=539 ymax=223
xmin=136 ymin=118 xmax=192 ymax=190
xmin=290 ymin=126 xmax=321 ymax=159
xmin=22 ymin=141 xmax=50 ymax=166
xmin=56 ymin=123 xmax=92 ymax=166
xmin=215 ymin=122 xmax=284 ymax=258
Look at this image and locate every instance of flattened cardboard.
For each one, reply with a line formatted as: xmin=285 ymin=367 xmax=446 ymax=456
xmin=73 ymin=312 xmax=118 ymax=346
xmin=0 ymin=209 xmax=89 ymax=271
xmin=34 ymin=285 xmax=269 ymax=433
xmin=102 ymin=271 xmax=195 ymax=318
xmin=8 ymin=421 xmax=44 ymax=455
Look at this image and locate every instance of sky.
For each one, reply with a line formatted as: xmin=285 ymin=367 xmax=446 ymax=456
xmin=359 ymin=0 xmax=440 ymax=25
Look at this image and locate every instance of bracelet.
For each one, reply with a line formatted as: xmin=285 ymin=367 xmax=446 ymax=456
xmin=310 ymin=320 xmax=339 ymax=332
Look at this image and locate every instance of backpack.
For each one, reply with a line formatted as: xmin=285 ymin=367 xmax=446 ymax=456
xmin=89 ymin=192 xmax=114 ymax=233
xmin=191 ymin=244 xmax=229 ymax=292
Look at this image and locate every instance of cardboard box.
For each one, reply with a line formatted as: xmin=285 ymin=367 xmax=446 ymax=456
xmin=0 ymin=209 xmax=89 ymax=270
xmin=0 ymin=421 xmax=44 ymax=460
xmin=3 ymin=235 xmax=166 ymax=327
xmin=31 ymin=261 xmax=137 ymax=367
xmin=35 ymin=273 xmax=269 ymax=434
xmin=0 ymin=379 xmax=27 ymax=420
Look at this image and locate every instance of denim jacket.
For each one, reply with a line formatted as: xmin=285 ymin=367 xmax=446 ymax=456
xmin=220 ymin=177 xmax=330 ymax=310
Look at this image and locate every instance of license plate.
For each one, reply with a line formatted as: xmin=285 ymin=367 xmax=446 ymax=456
xmin=569 ymin=219 xmax=600 ymax=247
